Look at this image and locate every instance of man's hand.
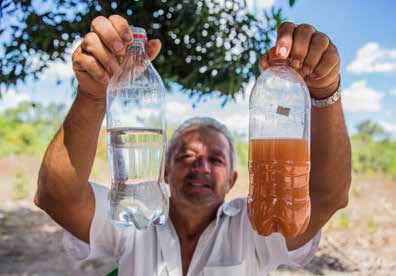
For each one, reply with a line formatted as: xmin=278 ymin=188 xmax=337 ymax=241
xmin=260 ymin=22 xmax=340 ymax=99
xmin=72 ymin=15 xmax=162 ymax=99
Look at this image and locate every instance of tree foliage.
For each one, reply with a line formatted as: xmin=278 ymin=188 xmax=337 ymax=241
xmin=1 ymin=0 xmax=294 ymax=102
xmin=351 ymin=120 xmax=396 ymax=178
xmin=356 ymin=120 xmax=387 ymax=142
xmin=0 ymin=101 xmax=67 ymax=156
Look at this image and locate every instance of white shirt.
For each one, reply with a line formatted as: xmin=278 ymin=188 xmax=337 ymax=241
xmin=64 ymin=182 xmax=321 ymax=276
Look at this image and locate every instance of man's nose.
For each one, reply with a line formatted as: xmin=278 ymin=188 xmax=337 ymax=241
xmin=192 ymin=156 xmax=211 ymax=173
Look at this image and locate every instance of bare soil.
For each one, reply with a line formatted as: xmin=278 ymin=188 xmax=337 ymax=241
xmin=0 ymin=155 xmax=395 ymax=275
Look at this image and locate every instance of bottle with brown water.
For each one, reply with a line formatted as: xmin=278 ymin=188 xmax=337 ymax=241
xmin=248 ymin=51 xmax=311 ymax=238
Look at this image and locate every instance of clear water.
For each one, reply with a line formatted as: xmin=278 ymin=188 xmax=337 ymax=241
xmin=106 ymin=89 xmax=162 ymax=130
xmin=107 ymin=127 xmax=168 ymax=229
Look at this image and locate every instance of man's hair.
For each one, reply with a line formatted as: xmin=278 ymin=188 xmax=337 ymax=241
xmin=165 ymin=117 xmax=236 ymax=171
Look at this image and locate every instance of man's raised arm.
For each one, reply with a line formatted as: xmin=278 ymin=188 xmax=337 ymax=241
xmin=287 ymin=98 xmax=351 ymax=250
xmin=34 ymin=15 xmax=161 ymax=243
xmin=261 ymin=22 xmax=351 ymax=250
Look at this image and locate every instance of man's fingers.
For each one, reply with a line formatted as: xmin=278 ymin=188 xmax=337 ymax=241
xmin=302 ymin=32 xmax=330 ymax=77
xmin=72 ymin=46 xmax=84 ymax=70
xmin=307 ymin=61 xmax=340 ymax=89
xmin=81 ymin=32 xmax=121 ymax=75
xmin=108 ymin=14 xmax=133 ymax=43
xmin=310 ymin=43 xmax=339 ymax=79
xmin=259 ymin=53 xmax=270 ymax=70
xmin=91 ymin=16 xmax=126 ymax=56
xmin=289 ymin=24 xmax=316 ymax=70
xmin=260 ymin=47 xmax=291 ymax=71
xmin=271 ymin=21 xmax=341 ymax=97
xmin=73 ymin=47 xmax=109 ymax=84
xmin=146 ymin=39 xmax=162 ymax=61
xmin=276 ymin=22 xmax=296 ymax=58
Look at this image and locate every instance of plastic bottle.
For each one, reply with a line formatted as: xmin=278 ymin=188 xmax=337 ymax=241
xmin=106 ymin=27 xmax=168 ymax=229
xmin=248 ymin=55 xmax=311 ymax=238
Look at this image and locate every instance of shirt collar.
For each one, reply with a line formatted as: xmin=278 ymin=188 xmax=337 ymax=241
xmin=161 ymin=198 xmax=243 ymax=232
xmin=216 ymin=199 xmax=243 ymax=218
xmin=157 ymin=200 xmax=243 ymax=275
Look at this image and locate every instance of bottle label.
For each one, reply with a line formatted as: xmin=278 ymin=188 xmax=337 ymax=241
xmin=276 ymin=105 xmax=291 ymax=116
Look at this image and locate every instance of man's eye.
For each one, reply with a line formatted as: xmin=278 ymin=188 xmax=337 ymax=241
xmin=211 ymin=158 xmax=224 ymax=164
xmin=179 ymin=154 xmax=193 ymax=160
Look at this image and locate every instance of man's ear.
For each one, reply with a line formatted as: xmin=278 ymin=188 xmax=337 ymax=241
xmin=227 ymin=170 xmax=238 ymax=192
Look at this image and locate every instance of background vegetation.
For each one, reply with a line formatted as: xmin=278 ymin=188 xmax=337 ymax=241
xmin=1 ymin=101 xmax=395 ymax=181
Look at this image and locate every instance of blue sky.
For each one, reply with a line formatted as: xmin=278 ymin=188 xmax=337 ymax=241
xmin=1 ymin=0 xmax=396 ymax=137
xmin=277 ymin=0 xmax=396 ymax=136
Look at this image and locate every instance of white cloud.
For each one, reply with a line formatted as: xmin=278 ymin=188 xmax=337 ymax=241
xmin=347 ymin=42 xmax=396 ymax=74
xmin=221 ymin=112 xmax=249 ymax=133
xmin=164 ymin=91 xmax=251 ymax=135
xmin=33 ymin=39 xmax=81 ymax=82
xmin=342 ymin=80 xmax=384 ymax=112
xmin=166 ymin=100 xmax=190 ymax=118
xmin=0 ymin=88 xmax=31 ymax=112
xmin=380 ymin=121 xmax=396 ymax=134
xmin=216 ymin=89 xmax=250 ymax=134
xmin=40 ymin=60 xmax=74 ymax=81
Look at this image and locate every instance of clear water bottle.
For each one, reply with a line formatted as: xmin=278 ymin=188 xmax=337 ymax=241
xmin=248 ymin=57 xmax=311 ymax=238
xmin=106 ymin=27 xmax=168 ymax=229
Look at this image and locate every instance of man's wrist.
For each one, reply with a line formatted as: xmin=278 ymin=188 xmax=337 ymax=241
xmin=66 ymin=87 xmax=106 ymax=131
xmin=310 ymin=76 xmax=341 ymax=108
xmin=309 ymin=76 xmax=340 ymax=100
xmin=76 ymin=86 xmax=106 ymax=113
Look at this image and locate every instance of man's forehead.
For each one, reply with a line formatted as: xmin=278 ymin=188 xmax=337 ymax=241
xmin=177 ymin=127 xmax=230 ymax=152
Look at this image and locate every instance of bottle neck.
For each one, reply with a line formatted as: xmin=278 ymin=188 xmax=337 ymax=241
xmin=128 ymin=39 xmax=146 ymax=55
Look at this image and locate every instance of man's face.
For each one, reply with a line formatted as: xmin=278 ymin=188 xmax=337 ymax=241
xmin=165 ymin=127 xmax=237 ymax=207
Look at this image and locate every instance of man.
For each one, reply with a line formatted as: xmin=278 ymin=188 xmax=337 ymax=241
xmin=35 ymin=15 xmax=351 ymax=276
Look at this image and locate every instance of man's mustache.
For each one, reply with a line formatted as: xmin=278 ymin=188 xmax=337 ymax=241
xmin=184 ymin=172 xmax=215 ymax=188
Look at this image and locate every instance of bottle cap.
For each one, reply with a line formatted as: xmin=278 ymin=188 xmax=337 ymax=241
xmin=131 ymin=26 xmax=147 ymax=41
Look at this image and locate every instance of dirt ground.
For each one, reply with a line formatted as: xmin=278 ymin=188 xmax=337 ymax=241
xmin=0 ymin=155 xmax=395 ymax=275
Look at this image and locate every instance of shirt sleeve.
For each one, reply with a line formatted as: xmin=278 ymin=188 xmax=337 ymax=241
xmin=62 ymin=182 xmax=133 ymax=271
xmin=286 ymin=230 xmax=321 ymax=266
xmin=253 ymin=228 xmax=321 ymax=270
xmin=238 ymin=198 xmax=320 ymax=270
